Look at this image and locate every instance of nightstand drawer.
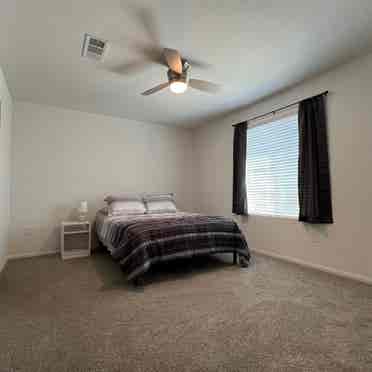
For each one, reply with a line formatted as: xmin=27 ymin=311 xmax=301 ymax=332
xmin=63 ymin=223 xmax=90 ymax=233
xmin=63 ymin=233 xmax=89 ymax=252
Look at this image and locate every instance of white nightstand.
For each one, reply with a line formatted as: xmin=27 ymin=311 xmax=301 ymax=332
xmin=61 ymin=221 xmax=91 ymax=260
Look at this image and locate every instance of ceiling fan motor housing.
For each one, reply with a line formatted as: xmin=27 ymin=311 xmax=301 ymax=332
xmin=167 ymin=61 xmax=190 ymax=84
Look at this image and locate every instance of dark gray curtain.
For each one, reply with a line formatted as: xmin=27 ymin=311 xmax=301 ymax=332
xmin=232 ymin=121 xmax=248 ymax=215
xmin=298 ymin=94 xmax=333 ymax=223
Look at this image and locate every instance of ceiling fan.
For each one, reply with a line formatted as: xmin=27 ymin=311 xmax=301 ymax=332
xmin=141 ymin=48 xmax=219 ymax=96
xmin=108 ymin=7 xmax=220 ymax=96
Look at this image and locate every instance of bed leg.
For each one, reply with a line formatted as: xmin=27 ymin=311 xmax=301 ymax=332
xmin=239 ymin=256 xmax=249 ymax=268
xmin=233 ymin=251 xmax=237 ymax=265
xmin=132 ymin=276 xmax=144 ymax=287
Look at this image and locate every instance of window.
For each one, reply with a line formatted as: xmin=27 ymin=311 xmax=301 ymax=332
xmin=246 ymin=113 xmax=299 ymax=218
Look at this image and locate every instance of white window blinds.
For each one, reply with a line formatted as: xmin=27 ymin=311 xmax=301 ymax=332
xmin=246 ymin=113 xmax=299 ymax=218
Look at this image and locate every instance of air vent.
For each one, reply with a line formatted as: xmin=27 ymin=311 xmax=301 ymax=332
xmin=82 ymin=34 xmax=107 ymax=60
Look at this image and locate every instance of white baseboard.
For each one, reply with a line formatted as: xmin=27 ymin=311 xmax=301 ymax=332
xmin=252 ymin=248 xmax=372 ymax=286
xmin=5 ymin=247 xmax=372 ymax=286
xmin=7 ymin=249 xmax=59 ymax=260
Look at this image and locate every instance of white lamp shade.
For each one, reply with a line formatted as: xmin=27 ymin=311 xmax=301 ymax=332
xmin=79 ymin=201 xmax=88 ymax=212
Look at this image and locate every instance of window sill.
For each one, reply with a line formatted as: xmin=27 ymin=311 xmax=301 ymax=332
xmin=248 ymin=213 xmax=298 ymax=221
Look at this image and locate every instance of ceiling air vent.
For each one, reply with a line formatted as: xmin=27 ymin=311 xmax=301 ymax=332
xmin=82 ymin=34 xmax=107 ymax=60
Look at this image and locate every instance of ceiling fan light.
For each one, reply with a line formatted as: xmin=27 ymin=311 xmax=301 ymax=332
xmin=169 ymin=81 xmax=188 ymax=94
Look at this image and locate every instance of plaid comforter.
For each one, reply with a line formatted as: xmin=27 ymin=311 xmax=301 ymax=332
xmin=96 ymin=211 xmax=250 ymax=280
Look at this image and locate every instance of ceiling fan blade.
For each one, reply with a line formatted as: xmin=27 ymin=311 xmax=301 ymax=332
xmin=184 ymin=57 xmax=211 ymax=70
xmin=163 ymin=48 xmax=183 ymax=74
xmin=189 ymin=79 xmax=220 ymax=94
xmin=141 ymin=82 xmax=170 ymax=96
xmin=132 ymin=6 xmax=160 ymax=46
xmin=107 ymin=59 xmax=152 ymax=76
xmin=131 ymin=42 xmax=166 ymax=66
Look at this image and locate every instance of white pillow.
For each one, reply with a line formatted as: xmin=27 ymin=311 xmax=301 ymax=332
xmin=107 ymin=199 xmax=146 ymax=216
xmin=143 ymin=192 xmax=174 ymax=202
xmin=104 ymin=194 xmax=141 ymax=203
xmin=145 ymin=199 xmax=177 ymax=214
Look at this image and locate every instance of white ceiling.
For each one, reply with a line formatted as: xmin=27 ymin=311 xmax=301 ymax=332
xmin=1 ymin=0 xmax=372 ymax=127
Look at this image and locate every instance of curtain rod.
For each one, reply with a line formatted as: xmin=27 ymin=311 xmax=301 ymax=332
xmin=232 ymin=90 xmax=328 ymax=127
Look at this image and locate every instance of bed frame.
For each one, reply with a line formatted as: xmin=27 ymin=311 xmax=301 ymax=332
xmin=96 ymin=231 xmax=249 ymax=286
xmin=132 ymin=251 xmax=249 ymax=286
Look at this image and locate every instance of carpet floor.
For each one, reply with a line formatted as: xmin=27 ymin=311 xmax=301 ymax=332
xmin=0 ymin=252 xmax=371 ymax=372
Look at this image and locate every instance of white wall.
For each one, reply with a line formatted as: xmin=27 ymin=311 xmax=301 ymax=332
xmin=10 ymin=102 xmax=194 ymax=257
xmin=0 ymin=66 xmax=13 ymax=271
xmin=193 ymin=52 xmax=372 ymax=283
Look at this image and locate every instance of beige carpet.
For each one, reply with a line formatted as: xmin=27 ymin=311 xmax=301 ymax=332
xmin=0 ymin=252 xmax=372 ymax=372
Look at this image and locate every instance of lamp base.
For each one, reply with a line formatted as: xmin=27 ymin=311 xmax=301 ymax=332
xmin=78 ymin=213 xmax=87 ymax=222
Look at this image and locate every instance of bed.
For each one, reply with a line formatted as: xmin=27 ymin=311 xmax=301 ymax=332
xmin=96 ymin=210 xmax=250 ymax=283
